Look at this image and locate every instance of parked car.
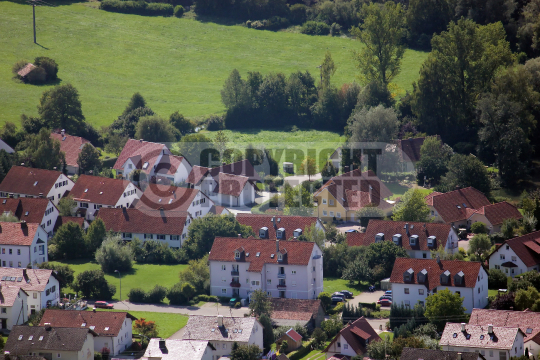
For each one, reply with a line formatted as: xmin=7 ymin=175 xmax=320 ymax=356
xmin=377 ymin=298 xmax=392 ymax=306
xmin=379 ymin=295 xmax=392 ymax=301
xmin=331 ymin=296 xmax=346 ymax=304
xmin=332 ymin=292 xmax=346 ymax=300
xmin=229 ymin=298 xmax=238 ymax=307
xmin=345 ymin=229 xmax=358 ymax=233
xmin=339 ymin=290 xmax=353 ymax=299
xmin=385 ymin=290 xmax=392 ymax=295
xmin=94 ymin=301 xmax=114 ymax=309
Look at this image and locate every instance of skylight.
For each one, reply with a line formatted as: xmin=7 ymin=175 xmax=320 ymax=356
xmin=99 ymin=192 xmax=103 ymax=195
xmin=453 ymin=333 xmax=457 ymax=338
xmin=256 ymin=252 xmax=260 ymax=257
xmin=168 ymin=199 xmax=173 ymax=204
xmin=104 ymin=327 xmax=109 ymax=331
xmin=456 ymin=205 xmax=461 ymax=209
xmin=462 ymin=203 xmax=467 ymax=208
xmin=33 ymin=181 xmax=38 ymax=186
xmin=158 ymin=199 xmax=162 ymax=202
xmin=81 ymin=323 xmax=86 ymax=327
xmin=270 ymin=254 xmax=275 ymax=258
xmin=90 ymin=326 xmax=95 ymax=330
xmin=142 ymin=162 xmax=149 ymax=170
xmin=18 ymin=335 xmax=23 ymax=340
xmin=84 ymin=189 xmax=88 ymax=193
xmin=24 ymin=212 xmax=29 ymax=216
xmin=28 ymin=336 xmax=33 ymax=340
xmin=38 ymin=336 xmax=43 ymax=341
xmin=480 ymin=335 xmax=484 ymax=340
xmin=527 ymin=328 xmax=533 ymax=334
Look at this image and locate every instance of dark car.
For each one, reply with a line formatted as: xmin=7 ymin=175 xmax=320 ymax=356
xmin=94 ymin=301 xmax=114 ymax=309
xmin=377 ymin=298 xmax=392 ymax=306
xmin=331 ymin=296 xmax=346 ymax=304
xmin=339 ymin=290 xmax=353 ymax=299
xmin=332 ymin=292 xmax=346 ymax=300
xmin=379 ymin=295 xmax=392 ymax=301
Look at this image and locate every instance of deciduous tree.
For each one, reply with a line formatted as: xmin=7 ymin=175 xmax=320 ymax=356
xmin=347 ymin=105 xmax=399 ymax=143
xmin=38 ymin=83 xmax=86 ymax=135
xmin=77 ymin=144 xmax=101 ymax=175
xmin=72 ymin=269 xmax=116 ymax=300
xmin=425 ymin=289 xmax=466 ymax=331
xmin=52 ymin=222 xmax=86 ymax=260
xmin=249 ymin=289 xmax=272 ymax=317
xmin=18 ymin=128 xmax=66 ymax=170
xmin=85 ymin=218 xmax=107 ymax=255
xmin=135 ymin=115 xmax=176 ymax=143
xmin=57 ymin=196 xmax=76 ymax=216
xmin=392 ymin=188 xmax=430 ymax=222
xmin=437 ymin=154 xmax=491 ymax=195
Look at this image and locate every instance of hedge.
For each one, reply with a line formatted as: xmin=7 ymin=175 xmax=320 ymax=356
xmin=100 ymin=0 xmax=173 ymax=16
xmin=300 ymin=21 xmax=330 ymax=35
xmin=288 ymin=340 xmax=314 ymax=360
xmin=358 ymin=302 xmax=378 ymax=310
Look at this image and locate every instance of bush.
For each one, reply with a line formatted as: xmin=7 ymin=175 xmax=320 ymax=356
xmin=128 ymin=288 xmax=147 ymax=303
xmin=100 ymin=0 xmax=173 ymax=16
xmin=166 ymin=283 xmax=186 ymax=305
xmin=146 ymin=285 xmax=167 ymax=303
xmin=329 ymin=23 xmax=341 ymax=36
xmin=197 ymin=294 xmax=209 ymax=301
xmin=300 ymin=21 xmax=330 ymax=35
xmin=273 ymin=176 xmax=284 ymax=187
xmin=27 ymin=67 xmax=47 ymax=84
xmin=205 ymin=115 xmax=225 ymax=130
xmin=146 ymin=2 xmax=174 ymax=15
xmin=208 ymin=295 xmax=219 ymax=302
xmin=471 ymin=222 xmax=489 ymax=234
xmin=234 ymin=302 xmax=241 ymax=308
xmin=489 ymin=268 xmax=509 ymax=289
xmin=266 ymin=16 xmax=290 ymax=30
xmin=327 ymin=302 xmax=344 ymax=315
xmin=34 ymin=57 xmax=59 ymax=81
xmin=95 ymin=235 xmax=133 ymax=273
xmin=173 ymin=5 xmax=184 ymax=17
xmin=289 ymin=4 xmax=308 ymax=24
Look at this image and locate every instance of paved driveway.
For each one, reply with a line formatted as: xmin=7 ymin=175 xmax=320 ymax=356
xmin=283 ymin=173 xmax=322 ymax=186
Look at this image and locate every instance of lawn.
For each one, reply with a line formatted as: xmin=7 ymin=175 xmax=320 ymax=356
xmin=0 ymin=1 xmax=428 ymax=128
xmin=323 ymin=277 xmax=366 ymax=296
xmin=379 ymin=331 xmax=394 ymax=341
xmin=92 ymin=309 xmax=188 ymax=338
xmin=51 ymin=259 xmax=188 ymax=303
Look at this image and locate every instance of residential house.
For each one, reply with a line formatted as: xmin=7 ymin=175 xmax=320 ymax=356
xmin=425 ymin=187 xmax=491 ymax=229
xmin=4 ymin=326 xmax=95 ymax=360
xmin=269 ymin=298 xmax=326 ymax=330
xmin=346 ymin=232 xmax=366 ymax=247
xmin=181 ymin=315 xmax=263 ymax=360
xmin=440 ymin=323 xmax=524 ymax=360
xmin=113 ymin=139 xmax=192 ymax=184
xmin=39 ymin=309 xmax=136 ymax=355
xmin=400 ymin=347 xmax=486 ymax=360
xmin=186 ymin=160 xmax=260 ymax=207
xmin=395 ymin=136 xmax=442 ymax=173
xmin=54 ymin=216 xmax=89 ymax=231
xmin=0 ymin=222 xmax=48 ymax=268
xmin=96 ymin=208 xmax=192 ymax=248
xmin=313 ymin=169 xmax=393 ymax=222
xmin=469 ymin=309 xmax=540 ymax=358
xmin=50 ymin=130 xmax=92 ymax=175
xmin=0 ymin=268 xmax=60 ymax=316
xmin=208 ymin=237 xmax=323 ymax=300
xmin=487 ymin=230 xmax=540 ymax=277
xmin=236 ymin=214 xmax=326 ymax=240
xmin=0 ymin=166 xmax=74 ymax=206
xmin=276 ymin=328 xmax=303 ymax=352
xmin=210 ymin=205 xmax=231 ymax=215
xmin=324 ymin=317 xmax=381 ymax=359
xmin=143 ymin=338 xmax=213 ymax=360
xmin=0 ymin=355 xmax=47 ymax=360
xmin=466 ymin=202 xmax=523 ymax=234
xmin=0 ymin=198 xmax=59 ymax=235
xmin=132 ymin=183 xmax=213 ymax=220
xmin=0 ymin=139 xmax=15 ymax=154
xmin=362 ymin=220 xmax=459 ymax=258
xmin=389 ymin=257 xmax=488 ymax=313
xmin=69 ymin=175 xmax=142 ymax=221
xmin=0 ymin=285 xmax=28 ymax=330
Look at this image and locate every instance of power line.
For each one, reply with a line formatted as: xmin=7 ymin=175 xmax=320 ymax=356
xmin=26 ymin=0 xmax=55 ymax=44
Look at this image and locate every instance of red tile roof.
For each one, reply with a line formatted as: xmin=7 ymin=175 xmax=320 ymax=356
xmin=396 ymin=136 xmax=441 ymax=163
xmin=5 ymin=326 xmax=95 ymax=353
xmin=70 ymin=175 xmax=134 ymax=206
xmin=213 ymin=173 xmax=252 ymax=197
xmin=488 ymin=230 xmax=540 ymax=267
xmin=324 ymin=317 xmax=380 ymax=355
xmin=401 ymin=348 xmax=486 ymax=360
xmin=440 ymin=323 xmax=522 ymax=350
xmin=470 ymin=309 xmax=540 ymax=345
xmin=209 ymin=237 xmax=318 ymax=272
xmin=390 ymin=258 xmax=482 ymax=290
xmin=0 ymin=166 xmax=64 ymax=197
xmin=425 ymin=187 xmax=491 ymax=223
xmin=270 ymin=298 xmax=322 ymax=321
xmin=0 ymin=286 xmax=27 ymax=306
xmin=96 ymin=208 xmax=189 ymax=235
xmin=285 ymin=328 xmax=303 ymax=342
xmin=0 ymin=222 xmax=41 ymax=246
xmin=153 ymin=154 xmax=187 ymax=176
xmin=50 ymin=132 xmax=91 ymax=168
xmin=209 ymin=159 xmax=261 ymax=182
xmin=39 ymin=309 xmax=136 ymax=337
xmin=0 ymin=268 xmax=55 ymax=292
xmin=186 ymin=166 xmax=210 ymax=185
xmin=469 ymin=201 xmax=523 ymax=226
xmin=363 ymin=220 xmax=454 ymax=251
xmin=113 ymin=139 xmax=166 ymax=170
xmin=54 ymin=216 xmax=85 ymax=231
xmin=346 ymin=232 xmax=367 ymax=247
xmin=0 ymin=198 xmax=52 ymax=224
xmin=18 ymin=63 xmax=36 ymax=77
xmin=236 ymin=214 xmax=322 ymax=240
xmin=133 ymin=184 xmax=201 ymax=212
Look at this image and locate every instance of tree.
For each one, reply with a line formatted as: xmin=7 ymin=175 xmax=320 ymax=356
xmin=259 ymin=314 xmax=274 ymax=352
xmin=34 ymin=56 xmax=59 ymax=81
xmin=214 ymin=130 xmax=229 ymax=159
xmin=416 ymin=136 xmax=453 ymax=184
xmin=19 ymin=128 xmax=66 ymax=170
xmin=299 ymin=156 xmax=317 ymax=181
xmin=347 ymin=105 xmax=399 ymax=143
xmin=178 ymin=254 xmax=210 ymax=294
xmin=342 ymin=256 xmax=373 ymax=284
xmin=77 ymin=144 xmax=101 ymax=175
xmin=169 ymin=111 xmax=195 ymax=136
xmin=320 ymin=51 xmax=336 ymax=89
xmin=38 ymin=83 xmax=86 ymax=135
xmin=282 ymin=183 xmax=314 ymax=216
xmin=123 ymin=92 xmax=146 ymax=116
xmin=133 ymin=318 xmax=158 ymax=346
xmin=364 ymin=241 xmax=408 ymax=280
xmin=502 ymin=218 xmax=520 ymax=239
xmin=279 ymin=340 xmax=288 ymax=354
xmin=425 ymin=289 xmax=466 ymax=331
xmin=300 ymin=223 xmax=325 ymax=248
xmin=312 ymin=328 xmax=327 ymax=349
xmin=111 ymin=107 xmax=154 ymax=138
xmin=231 ymin=343 xmax=261 ymax=360
xmin=471 ymin=222 xmax=489 ymax=234
xmin=95 ymin=234 xmax=133 ymax=273
xmin=104 ymin=133 xmax=128 ymax=156
xmin=249 ymin=289 xmax=272 ymax=317
xmin=72 ymin=270 xmax=116 ymax=300
xmin=52 ymin=222 xmax=86 ymax=260
xmin=468 ymin=234 xmax=492 ymax=261
xmin=317 ymin=292 xmax=332 ymax=310
xmin=0 ymin=211 xmax=18 ymax=222
xmin=38 ymin=262 xmax=75 ymax=291
xmin=437 ymin=154 xmax=491 ymax=196
xmin=406 ymin=0 xmax=453 ymax=48
xmin=221 ymin=69 xmax=248 ymax=109
xmin=488 ymin=269 xmax=508 ymax=290
xmin=351 ymin=2 xmax=405 ymax=86
xmin=85 ymin=218 xmax=106 ymax=255
xmin=392 ymin=188 xmax=430 ymax=222
xmin=356 ymin=204 xmax=384 ymax=227
xmin=321 ymin=161 xmax=337 ymax=180
xmin=367 ymin=336 xmax=393 ymax=360
xmin=515 ymin=286 xmax=540 ymax=311
xmin=57 ymin=196 xmax=76 ymax=216
xmin=321 ymin=314 xmax=343 ymax=338
xmin=135 ymin=115 xmax=176 ymax=143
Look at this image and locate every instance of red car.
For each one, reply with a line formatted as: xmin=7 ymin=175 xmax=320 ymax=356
xmin=377 ymin=299 xmax=392 ymax=306
xmin=94 ymin=301 xmax=114 ymax=309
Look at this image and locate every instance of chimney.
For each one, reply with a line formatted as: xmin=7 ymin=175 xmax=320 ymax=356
xmin=461 ymin=323 xmax=466 ymax=332
xmin=276 ymin=239 xmax=279 ymax=253
xmin=217 ymin=315 xmax=224 ymax=327
xmin=45 ymin=324 xmax=52 ymax=331
xmin=344 ymin=166 xmax=350 ymax=173
xmin=20 ymin=221 xmax=27 ymax=230
xmin=93 ymin=308 xmax=96 ymax=313
xmin=61 ymin=129 xmax=65 ymax=136
xmin=457 ymin=353 xmax=462 ymax=360
xmin=238 ymin=234 xmax=241 ymax=238
xmin=39 ymin=193 xmax=43 ymax=198
xmin=488 ymin=324 xmax=493 ymax=334
xmin=436 ymin=255 xmax=441 ymax=264
xmin=158 ymin=339 xmax=167 ymax=353
xmin=405 ymin=223 xmax=409 ymax=236
xmin=368 ymin=185 xmax=373 ymax=203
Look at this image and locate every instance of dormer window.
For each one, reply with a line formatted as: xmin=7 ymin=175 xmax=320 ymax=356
xmin=375 ymin=233 xmax=384 ymax=242
xmin=278 ymin=254 xmax=282 ymax=261
xmin=454 ymin=271 xmax=465 ymax=286
xmin=259 ymin=227 xmax=269 ymax=239
xmin=235 ymin=251 xmax=240 ymax=259
xmin=441 ymin=270 xmax=451 ymax=284
xmin=404 ymin=268 xmax=414 ymax=282
xmin=393 ymin=234 xmax=402 ymax=246
xmin=409 ymin=235 xmax=418 ymax=246
xmin=293 ymin=228 xmax=302 ymax=238
xmin=427 ymin=236 xmax=436 ymax=248
xmin=277 ymin=228 xmax=285 ymax=239
xmin=418 ymin=269 xmax=427 ymax=283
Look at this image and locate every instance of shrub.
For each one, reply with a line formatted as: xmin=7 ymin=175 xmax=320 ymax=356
xmin=489 ymin=269 xmax=509 ymax=289
xmin=26 ymin=67 xmax=47 ymax=84
xmin=166 ymin=283 xmax=186 ymax=305
xmin=329 ymin=23 xmax=341 ymax=36
xmin=205 ymin=114 xmax=225 ymax=130
xmin=266 ymin=16 xmax=290 ymax=30
xmin=235 ymin=302 xmax=241 ymax=308
xmin=273 ymin=176 xmax=284 ymax=187
xmin=146 ymin=285 xmax=167 ymax=303
xmin=100 ymin=0 xmax=173 ymax=16
xmin=34 ymin=56 xmax=59 ymax=81
xmin=208 ymin=295 xmax=219 ymax=302
xmin=128 ymin=288 xmax=147 ymax=303
xmin=327 ymin=302 xmax=344 ymax=315
xmin=289 ymin=4 xmax=308 ymax=24
xmin=173 ymin=4 xmax=184 ymax=17
xmin=95 ymin=235 xmax=133 ymax=273
xmin=197 ymin=294 xmax=209 ymax=301
xmin=300 ymin=21 xmax=330 ymax=35
xmin=471 ymin=222 xmax=489 ymax=234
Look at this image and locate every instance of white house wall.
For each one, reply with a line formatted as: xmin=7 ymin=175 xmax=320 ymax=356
xmin=326 ymin=334 xmax=361 ymax=358
xmin=41 ymin=201 xmax=59 ymax=235
xmin=172 ymin=158 xmax=192 ymax=185
xmin=26 ymin=276 xmax=60 ymax=316
xmin=488 ymin=245 xmax=536 ymax=277
xmin=442 ymin=332 xmax=524 ymax=359
xmin=2 ymin=289 xmax=28 ymax=330
xmin=204 ymin=322 xmax=263 ymax=359
xmin=46 ymin=174 xmax=74 ymax=206
xmin=0 ymin=227 xmax=48 ymax=268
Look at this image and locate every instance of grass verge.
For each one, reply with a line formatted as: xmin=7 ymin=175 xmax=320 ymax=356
xmin=323 ymin=277 xmax=366 ymax=296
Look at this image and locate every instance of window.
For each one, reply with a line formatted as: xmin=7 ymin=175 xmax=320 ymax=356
xmin=267 ymin=279 xmax=271 ymax=285
xmin=156 ymin=235 xmax=165 ymax=240
xmin=495 ymin=265 xmax=501 ymax=269
xmin=423 ymin=253 xmax=427 ymax=258
xmin=33 ymin=293 xmax=37 ymax=299
xmin=235 ymin=251 xmax=240 ymax=259
xmin=419 ymin=289 xmax=424 ymax=295
xmin=512 ymin=256 xmax=517 ymax=261
xmin=478 ymin=287 xmax=481 ymax=293
xmin=222 ymin=277 xmax=226 ymax=283
xmin=344 ymin=344 xmax=348 ymax=349
xmin=337 ymin=342 xmax=341 ymax=348
xmin=418 ymin=301 xmax=425 ymax=306
xmin=322 ymin=199 xmax=327 ymax=204
xmin=404 ymin=288 xmax=409 ymax=294
xmin=329 ymin=199 xmax=334 ymax=206
xmin=336 ymin=212 xmax=341 ymax=218
xmin=223 ymin=344 xmax=226 ymax=349
xmin=456 ymin=291 xmax=460 ymax=295
xmin=490 ymin=351 xmax=494 ymax=358
xmin=1 ymin=249 xmax=3 ymax=254
xmin=8 ymin=261 xmax=12 ymax=267
xmin=251 ymin=281 xmax=260 ymax=286
xmin=481 ymin=351 xmax=485 ymax=356
xmin=500 ymin=254 xmax=505 ymax=260
xmin=323 ymin=210 xmax=327 ymax=216
xmin=221 ymin=289 xmax=226 ymax=294
xmin=144 ymin=234 xmax=153 ymax=240
xmin=291 ymin=270 xmax=296 ymax=274
xmin=171 ymin=235 xmax=179 ymax=240
xmin=123 ymin=233 xmax=132 ymax=239
xmin=506 ymin=245 xmax=510 ymax=250
xmin=292 ymin=281 xmax=296 ymax=286
xmin=17 ymin=262 xmax=21 ymax=267
xmin=330 ymin=211 xmax=334 ymax=217
xmin=9 ymin=249 xmax=12 ymax=255
xmin=1 ymin=308 xmax=6 ymax=314
xmin=499 ymin=352 xmax=507 ymax=360
xmin=278 ymin=254 xmax=282 ymax=261
xmin=80 ymin=203 xmax=89 ymax=208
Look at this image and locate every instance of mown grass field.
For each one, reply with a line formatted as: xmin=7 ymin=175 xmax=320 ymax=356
xmin=0 ymin=1 xmax=428 ymax=128
xmin=323 ymin=277 xmax=367 ymax=296
xmin=52 ymin=259 xmax=187 ymax=303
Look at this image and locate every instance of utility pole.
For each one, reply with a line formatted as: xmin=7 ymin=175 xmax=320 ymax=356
xmin=27 ymin=0 xmax=54 ymax=44
xmin=32 ymin=2 xmax=36 ymax=43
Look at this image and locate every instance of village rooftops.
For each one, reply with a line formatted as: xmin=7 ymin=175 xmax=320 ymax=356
xmin=5 ymin=326 xmax=96 ymax=353
xmin=143 ymin=338 xmax=211 ymax=360
xmin=69 ymin=175 xmax=136 ymax=206
xmin=39 ymin=309 xmax=136 ymax=337
xmin=132 ymin=183 xmax=202 ymax=211
xmin=468 ymin=201 xmax=523 ymax=226
xmin=50 ymin=131 xmax=91 ymax=168
xmin=236 ymin=214 xmax=323 ymax=240
xmin=0 ymin=268 xmax=56 ymax=293
xmin=0 ymin=198 xmax=52 ymax=224
xmin=0 ymin=222 xmax=42 ymax=246
xmin=113 ymin=139 xmax=167 ymax=171
xmin=181 ymin=315 xmax=258 ymax=343
xmin=469 ymin=309 xmax=540 ymax=345
xmin=390 ymin=258 xmax=483 ymax=291
xmin=440 ymin=323 xmax=522 ymax=350
xmin=346 ymin=232 xmax=367 ymax=247
xmin=400 ymin=347 xmax=486 ymax=360
xmin=0 ymin=166 xmax=65 ymax=197
xmin=0 ymin=285 xmax=28 ymax=307
xmin=324 ymin=317 xmax=380 ymax=355
xmin=96 ymin=208 xmax=189 ymax=235
xmin=54 ymin=216 xmax=85 ymax=231
xmin=425 ymin=187 xmax=491 ymax=223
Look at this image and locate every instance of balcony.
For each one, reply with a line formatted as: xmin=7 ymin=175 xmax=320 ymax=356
xmin=230 ymin=281 xmax=241 ymax=288
xmin=277 ymin=284 xmax=286 ymax=289
xmin=231 ymin=270 xmax=239 ymax=276
xmin=277 ymin=273 xmax=286 ymax=279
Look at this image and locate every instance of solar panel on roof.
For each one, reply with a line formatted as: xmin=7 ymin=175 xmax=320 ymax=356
xmin=16 ymin=277 xmax=22 ymax=282
xmin=1 ymin=277 xmax=6 ymax=281
xmin=10 ymin=277 xmax=16 ymax=281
